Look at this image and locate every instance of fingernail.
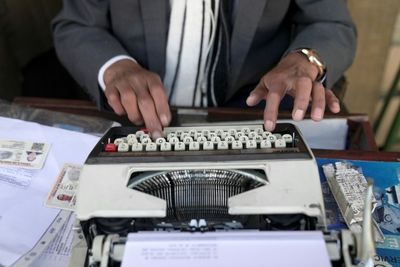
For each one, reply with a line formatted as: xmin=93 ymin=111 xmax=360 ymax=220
xmin=152 ymin=130 xmax=162 ymax=139
xmin=264 ymin=120 xmax=275 ymax=131
xmin=160 ymin=115 xmax=169 ymax=126
xmin=332 ymin=102 xmax=340 ymax=113
xmin=293 ymin=109 xmax=304 ymax=121
xmin=246 ymin=94 xmax=256 ymax=105
xmin=313 ymin=108 xmax=323 ymax=120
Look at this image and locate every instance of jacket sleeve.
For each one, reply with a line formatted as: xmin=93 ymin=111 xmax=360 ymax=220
xmin=285 ymin=0 xmax=357 ymax=89
xmin=52 ymin=0 xmax=129 ymax=105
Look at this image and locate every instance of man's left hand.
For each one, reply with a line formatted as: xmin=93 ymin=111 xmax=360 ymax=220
xmin=246 ymin=52 xmax=340 ymax=131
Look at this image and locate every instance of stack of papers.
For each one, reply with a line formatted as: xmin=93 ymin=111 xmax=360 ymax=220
xmin=0 ymin=117 xmax=99 ymax=266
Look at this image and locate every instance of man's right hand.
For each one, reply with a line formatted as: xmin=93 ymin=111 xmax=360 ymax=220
xmin=104 ymin=59 xmax=171 ymax=139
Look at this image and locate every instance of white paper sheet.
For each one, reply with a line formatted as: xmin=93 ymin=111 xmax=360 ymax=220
xmin=122 ymin=231 xmax=331 ymax=267
xmin=0 ymin=117 xmax=98 ymax=266
xmin=30 ymin=212 xmax=75 ymax=267
xmin=279 ymin=118 xmax=348 ymax=150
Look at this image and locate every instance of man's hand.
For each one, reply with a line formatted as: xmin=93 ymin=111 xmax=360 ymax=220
xmin=104 ymin=59 xmax=171 ymax=138
xmin=246 ymin=52 xmax=340 ymax=131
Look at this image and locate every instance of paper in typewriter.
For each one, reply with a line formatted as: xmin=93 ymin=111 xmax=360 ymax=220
xmin=122 ymin=231 xmax=331 ymax=267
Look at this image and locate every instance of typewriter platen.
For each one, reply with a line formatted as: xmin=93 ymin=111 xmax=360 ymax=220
xmin=72 ymin=123 xmax=371 ymax=267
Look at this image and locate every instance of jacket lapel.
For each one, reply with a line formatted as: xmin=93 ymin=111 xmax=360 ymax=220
xmin=227 ymin=0 xmax=268 ymax=100
xmin=140 ymin=0 xmax=168 ymax=77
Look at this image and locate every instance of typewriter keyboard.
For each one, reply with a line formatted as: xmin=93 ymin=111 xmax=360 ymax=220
xmin=87 ymin=123 xmax=311 ymax=163
xmin=105 ymin=125 xmax=294 ymax=152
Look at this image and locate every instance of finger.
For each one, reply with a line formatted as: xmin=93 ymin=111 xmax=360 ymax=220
xmin=263 ymin=91 xmax=284 ymax=131
xmin=147 ymin=75 xmax=171 ymax=127
xmin=246 ymin=81 xmax=268 ymax=106
xmin=310 ymin=82 xmax=325 ymax=121
xmin=134 ymin=86 xmax=163 ymax=139
xmin=105 ymin=86 xmax=126 ymax=116
xmin=326 ymin=90 xmax=341 ymax=113
xmin=118 ymin=83 xmax=143 ymax=125
xmin=292 ymin=77 xmax=313 ymax=121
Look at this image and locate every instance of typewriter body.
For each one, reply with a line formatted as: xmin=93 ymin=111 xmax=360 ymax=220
xmin=71 ymin=123 xmax=366 ymax=267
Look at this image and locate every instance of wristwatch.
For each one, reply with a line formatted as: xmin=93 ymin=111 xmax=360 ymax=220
xmin=295 ymin=48 xmax=327 ymax=83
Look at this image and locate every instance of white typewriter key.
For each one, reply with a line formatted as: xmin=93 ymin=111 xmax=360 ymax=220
xmin=145 ymin=143 xmax=158 ymax=151
xmin=217 ymin=141 xmax=229 ymax=150
xmin=267 ymin=135 xmax=277 ymax=142
xmin=160 ymin=142 xmax=172 ymax=151
xmin=193 ymin=131 xmax=202 ymax=139
xmin=224 ymin=135 xmax=235 ymax=144
xmin=208 ymin=132 xmax=217 ymax=140
xmin=189 ymin=142 xmax=200 ymax=151
xmin=131 ymin=143 xmax=143 ymax=152
xmin=140 ymin=133 xmax=150 ymax=141
xmin=175 ymin=130 xmax=184 ymax=138
xmin=169 ymin=137 xmax=180 ymax=144
xmin=182 ymin=136 xmax=193 ymax=144
xmin=197 ymin=136 xmax=207 ymax=144
xmin=274 ymin=139 xmax=286 ymax=148
xmin=127 ymin=134 xmax=137 ymax=140
xmin=167 ymin=133 xmax=177 ymax=141
xmin=155 ymin=137 xmax=166 ymax=145
xmin=127 ymin=138 xmax=138 ymax=145
xmin=232 ymin=140 xmax=243 ymax=149
xmin=198 ymin=219 xmax=207 ymax=228
xmin=135 ymin=130 xmax=145 ymax=137
xmin=246 ymin=140 xmax=257 ymax=149
xmin=254 ymin=135 xmax=263 ymax=143
xmin=220 ymin=131 xmax=228 ymax=139
xmin=113 ymin=138 xmax=125 ymax=146
xmin=174 ymin=142 xmax=186 ymax=151
xmin=215 ymin=129 xmax=224 ymax=136
xmin=262 ymin=131 xmax=272 ymax=138
xmin=248 ymin=132 xmax=257 ymax=139
xmin=188 ymin=129 xmax=196 ymax=137
xmin=238 ymin=135 xmax=249 ymax=143
xmin=235 ymin=132 xmax=245 ymax=139
xmin=203 ymin=141 xmax=214 ymax=150
xmin=260 ymin=140 xmax=272 ymax=148
xmin=201 ymin=130 xmax=210 ymax=137
xmin=228 ymin=129 xmax=237 ymax=136
xmin=210 ymin=136 xmax=221 ymax=144
xmin=255 ymin=128 xmax=264 ymax=135
xmin=282 ymin=134 xmax=293 ymax=143
xmin=141 ymin=137 xmax=152 ymax=144
xmin=117 ymin=143 xmax=129 ymax=152
xmin=241 ymin=127 xmax=250 ymax=134
xmin=180 ymin=133 xmax=190 ymax=140
xmin=273 ymin=133 xmax=282 ymax=139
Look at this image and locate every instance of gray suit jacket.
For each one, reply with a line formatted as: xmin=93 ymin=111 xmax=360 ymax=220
xmin=52 ymin=0 xmax=356 ymax=108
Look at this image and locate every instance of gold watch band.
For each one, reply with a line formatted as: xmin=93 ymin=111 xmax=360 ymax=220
xmin=295 ymin=48 xmax=326 ymax=83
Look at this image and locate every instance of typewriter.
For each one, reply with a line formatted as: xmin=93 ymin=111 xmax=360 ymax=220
xmin=71 ymin=123 xmax=374 ymax=267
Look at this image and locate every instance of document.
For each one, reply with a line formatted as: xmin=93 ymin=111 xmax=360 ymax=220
xmin=45 ymin=164 xmax=82 ymax=211
xmin=122 ymin=231 xmax=331 ymax=267
xmin=0 ymin=139 xmax=50 ymax=169
xmin=0 ymin=117 xmax=99 ymax=267
xmin=30 ymin=212 xmax=76 ymax=267
xmin=279 ymin=118 xmax=348 ymax=150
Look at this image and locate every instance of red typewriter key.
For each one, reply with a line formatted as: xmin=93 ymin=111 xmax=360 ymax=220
xmin=104 ymin=139 xmax=117 ymax=152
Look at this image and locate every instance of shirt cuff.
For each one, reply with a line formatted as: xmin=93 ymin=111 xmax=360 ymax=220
xmin=98 ymin=55 xmax=137 ymax=91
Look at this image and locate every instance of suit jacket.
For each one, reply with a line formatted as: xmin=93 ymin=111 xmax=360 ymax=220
xmin=52 ymin=0 xmax=356 ymax=108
